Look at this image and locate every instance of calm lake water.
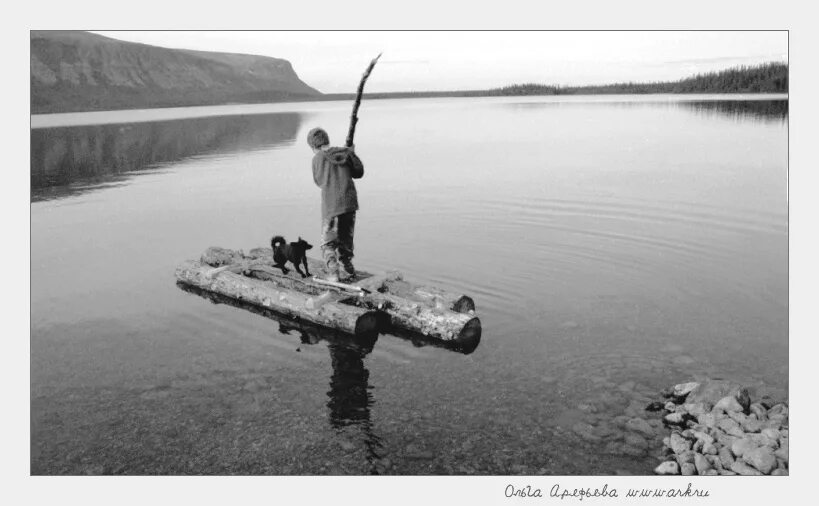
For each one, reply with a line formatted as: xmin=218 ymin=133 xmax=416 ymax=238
xmin=30 ymin=95 xmax=788 ymax=475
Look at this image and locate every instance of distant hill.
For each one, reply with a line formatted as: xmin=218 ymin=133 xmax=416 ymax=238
xmin=31 ymin=31 xmax=321 ymax=113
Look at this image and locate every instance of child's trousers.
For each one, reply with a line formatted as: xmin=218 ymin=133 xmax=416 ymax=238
xmin=321 ymin=211 xmax=356 ymax=277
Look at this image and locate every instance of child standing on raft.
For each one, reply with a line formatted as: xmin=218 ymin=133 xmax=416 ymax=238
xmin=307 ymin=127 xmax=364 ymax=282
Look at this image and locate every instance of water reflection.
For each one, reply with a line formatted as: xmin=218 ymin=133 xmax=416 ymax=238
xmin=279 ymin=317 xmax=384 ymax=473
xmin=500 ymin=97 xmax=788 ymax=124
xmin=176 ymin=282 xmax=478 ymax=474
xmin=30 ymin=112 xmax=303 ymax=201
xmin=678 ymin=99 xmax=788 ymax=123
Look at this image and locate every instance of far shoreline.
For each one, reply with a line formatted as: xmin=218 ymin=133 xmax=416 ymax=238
xmin=30 ymin=93 xmax=789 ymax=130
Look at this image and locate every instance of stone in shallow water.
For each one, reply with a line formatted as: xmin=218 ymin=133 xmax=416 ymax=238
xmin=664 ymin=412 xmax=685 ymax=424
xmin=624 ymin=432 xmax=648 ymax=450
xmin=593 ymin=423 xmax=618 ymax=439
xmin=680 ymin=462 xmax=696 ymax=476
xmin=702 ymin=442 xmax=718 ymax=455
xmin=743 ymin=446 xmax=777 ymax=474
xmin=771 ymin=468 xmax=788 ymax=476
xmin=654 ymin=461 xmax=679 ymax=475
xmin=673 ymin=355 xmax=696 ymax=366
xmin=604 ymin=441 xmax=626 ymax=455
xmin=625 ymin=418 xmax=655 ymax=436
xmin=572 ymin=422 xmax=601 ymax=442
xmin=718 ymin=469 xmax=738 ymax=476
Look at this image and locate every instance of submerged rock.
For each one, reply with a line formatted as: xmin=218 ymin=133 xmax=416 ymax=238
xmin=572 ymin=422 xmax=601 ymax=442
xmin=625 ymin=418 xmax=655 ymax=436
xmin=624 ymin=432 xmax=648 ymax=450
xmin=680 ymin=462 xmax=696 ymax=476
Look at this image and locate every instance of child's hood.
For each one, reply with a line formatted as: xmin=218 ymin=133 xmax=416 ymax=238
xmin=319 ymin=146 xmax=354 ymax=165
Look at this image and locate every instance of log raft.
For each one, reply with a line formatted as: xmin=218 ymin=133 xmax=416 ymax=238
xmin=175 ymin=247 xmax=481 ymax=344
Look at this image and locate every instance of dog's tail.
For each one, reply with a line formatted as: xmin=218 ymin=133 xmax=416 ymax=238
xmin=271 ymin=235 xmax=286 ymax=249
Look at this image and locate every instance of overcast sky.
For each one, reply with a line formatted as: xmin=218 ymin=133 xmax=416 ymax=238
xmin=93 ymin=31 xmax=787 ymax=93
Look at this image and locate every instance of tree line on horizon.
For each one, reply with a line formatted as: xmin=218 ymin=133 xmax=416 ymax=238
xmin=489 ymin=62 xmax=788 ymax=96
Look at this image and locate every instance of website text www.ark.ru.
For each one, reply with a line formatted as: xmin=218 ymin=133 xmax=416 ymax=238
xmin=505 ymin=483 xmax=710 ymax=500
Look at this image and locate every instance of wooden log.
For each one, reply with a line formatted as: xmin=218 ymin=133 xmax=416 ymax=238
xmin=185 ymin=247 xmax=481 ymax=342
xmin=339 ymin=291 xmax=481 ymax=343
xmin=175 ymin=260 xmax=380 ymax=337
xmin=361 ymin=276 xmax=476 ymax=314
xmin=177 ymin=282 xmax=380 ymax=352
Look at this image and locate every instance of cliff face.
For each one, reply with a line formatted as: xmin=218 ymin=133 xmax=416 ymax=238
xmin=31 ymin=31 xmax=321 ymax=113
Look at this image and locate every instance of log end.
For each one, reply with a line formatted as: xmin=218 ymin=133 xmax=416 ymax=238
xmin=454 ymin=317 xmax=482 ymax=354
xmin=354 ymin=310 xmax=383 ymax=338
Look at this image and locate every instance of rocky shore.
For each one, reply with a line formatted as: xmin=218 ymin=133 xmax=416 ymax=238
xmin=651 ymin=379 xmax=788 ymax=476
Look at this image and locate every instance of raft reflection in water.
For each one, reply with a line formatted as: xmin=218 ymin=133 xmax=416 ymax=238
xmin=176 ymin=282 xmax=480 ymax=474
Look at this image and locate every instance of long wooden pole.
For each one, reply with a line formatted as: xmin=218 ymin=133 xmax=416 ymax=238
xmin=345 ymin=53 xmax=382 ymax=148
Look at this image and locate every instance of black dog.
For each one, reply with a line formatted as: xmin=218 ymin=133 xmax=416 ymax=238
xmin=271 ymin=235 xmax=313 ymax=278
